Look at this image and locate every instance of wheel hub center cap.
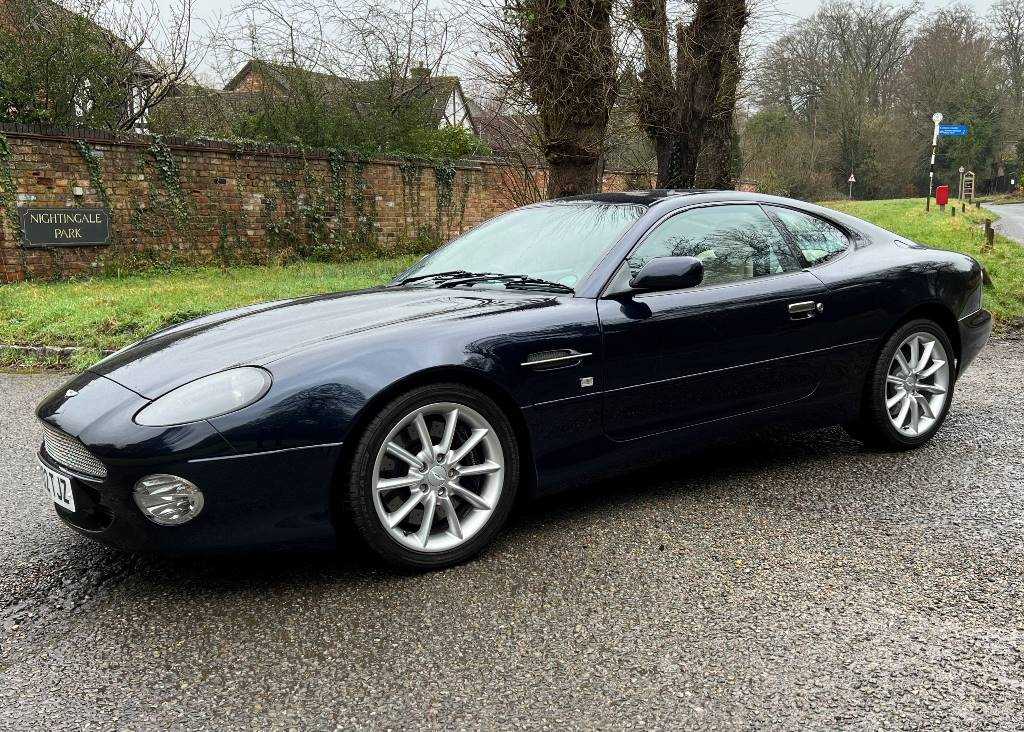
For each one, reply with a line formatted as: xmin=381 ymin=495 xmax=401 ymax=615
xmin=426 ymin=466 xmax=448 ymax=488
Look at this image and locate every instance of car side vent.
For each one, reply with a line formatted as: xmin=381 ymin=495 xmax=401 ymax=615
xmin=520 ymin=349 xmax=592 ymax=370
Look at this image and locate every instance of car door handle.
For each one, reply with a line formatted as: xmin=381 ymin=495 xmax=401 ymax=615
xmin=788 ymin=301 xmax=823 ymax=319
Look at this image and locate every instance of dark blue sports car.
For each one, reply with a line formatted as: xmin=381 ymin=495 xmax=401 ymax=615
xmin=36 ymin=190 xmax=991 ymax=569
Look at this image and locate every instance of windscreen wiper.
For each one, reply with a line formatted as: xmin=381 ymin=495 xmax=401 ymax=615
xmin=437 ymin=273 xmax=574 ymax=294
xmin=392 ymin=270 xmax=477 ymax=286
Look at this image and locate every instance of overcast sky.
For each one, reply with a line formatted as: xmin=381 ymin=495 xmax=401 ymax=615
xmin=181 ymin=0 xmax=1001 ymax=32
xmin=775 ymin=0 xmax=994 ymax=15
xmin=180 ymin=0 xmax=1001 ymax=79
xmin=182 ymin=0 xmax=998 ymax=18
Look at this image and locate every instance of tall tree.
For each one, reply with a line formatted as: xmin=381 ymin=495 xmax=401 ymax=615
xmin=478 ymin=0 xmax=618 ymax=197
xmin=989 ymin=0 xmax=1024 ymax=120
xmin=631 ymin=0 xmax=749 ymax=188
xmin=753 ymin=1 xmax=916 ymax=197
xmin=901 ymin=7 xmax=1003 ymax=190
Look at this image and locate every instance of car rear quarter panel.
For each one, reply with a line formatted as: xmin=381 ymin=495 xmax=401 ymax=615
xmin=809 ymin=222 xmax=980 ymax=332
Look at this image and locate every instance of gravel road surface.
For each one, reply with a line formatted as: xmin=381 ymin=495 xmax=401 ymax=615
xmin=1 ymin=341 xmax=1022 ymax=730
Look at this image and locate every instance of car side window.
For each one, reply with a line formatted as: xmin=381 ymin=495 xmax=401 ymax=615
xmin=626 ymin=204 xmax=801 ymax=288
xmin=767 ymin=206 xmax=848 ymax=265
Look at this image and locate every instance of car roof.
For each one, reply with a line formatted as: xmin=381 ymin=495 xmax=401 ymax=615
xmin=552 ymin=189 xmax=820 ymax=209
xmin=554 ymin=189 xmax=860 ymax=224
xmin=552 ymin=189 xmax=718 ymax=206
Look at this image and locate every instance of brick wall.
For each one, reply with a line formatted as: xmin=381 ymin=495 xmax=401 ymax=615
xmin=0 ymin=123 xmax=652 ymax=282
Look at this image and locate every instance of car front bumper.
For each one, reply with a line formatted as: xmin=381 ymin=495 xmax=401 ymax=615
xmin=35 ymin=371 xmax=342 ymax=554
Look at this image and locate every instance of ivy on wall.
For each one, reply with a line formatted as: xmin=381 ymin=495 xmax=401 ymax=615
xmin=0 ymin=133 xmax=23 ymax=241
xmin=434 ymin=158 xmax=457 ymax=222
xmin=74 ymin=140 xmax=112 ymax=211
xmin=147 ymin=135 xmax=187 ymax=218
xmin=433 ymin=158 xmax=472 ymax=239
xmin=350 ymin=158 xmax=378 ymax=248
xmin=328 ymin=146 xmax=349 ymax=217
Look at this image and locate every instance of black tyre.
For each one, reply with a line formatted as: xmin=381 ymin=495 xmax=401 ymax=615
xmin=344 ymin=383 xmax=520 ymax=570
xmin=845 ymin=318 xmax=956 ymax=450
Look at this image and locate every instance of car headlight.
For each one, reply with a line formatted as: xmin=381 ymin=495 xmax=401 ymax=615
xmin=134 ymin=367 xmax=272 ymax=426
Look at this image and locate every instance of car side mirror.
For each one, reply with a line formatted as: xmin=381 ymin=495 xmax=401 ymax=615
xmin=629 ymin=256 xmax=704 ymax=292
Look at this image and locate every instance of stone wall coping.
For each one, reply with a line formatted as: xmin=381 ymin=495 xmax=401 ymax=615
xmin=0 ymin=121 xmax=486 ymax=172
xmin=0 ymin=121 xmax=647 ymax=176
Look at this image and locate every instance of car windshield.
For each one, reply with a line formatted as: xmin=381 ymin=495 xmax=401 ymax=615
xmin=396 ymin=201 xmax=646 ymax=292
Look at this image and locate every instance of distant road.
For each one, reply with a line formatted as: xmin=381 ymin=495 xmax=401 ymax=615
xmin=982 ymin=202 xmax=1024 ymax=244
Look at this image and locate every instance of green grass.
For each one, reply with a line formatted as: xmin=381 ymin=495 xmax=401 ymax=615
xmin=822 ymin=198 xmax=1024 ymax=331
xmin=0 ymin=257 xmax=415 ymax=370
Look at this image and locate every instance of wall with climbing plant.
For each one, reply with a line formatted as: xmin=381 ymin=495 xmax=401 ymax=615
xmin=0 ymin=123 xmax=648 ymax=282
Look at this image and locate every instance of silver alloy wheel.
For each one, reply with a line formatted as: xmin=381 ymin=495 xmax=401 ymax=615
xmin=371 ymin=401 xmax=505 ymax=553
xmin=885 ymin=331 xmax=950 ymax=437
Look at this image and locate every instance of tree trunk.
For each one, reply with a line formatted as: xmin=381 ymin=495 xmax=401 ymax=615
xmin=694 ymin=0 xmax=746 ymax=188
xmin=520 ymin=0 xmax=618 ymax=198
xmin=545 ymin=157 xmax=605 ymax=198
xmin=632 ymin=0 xmax=748 ymax=189
xmin=544 ymin=129 xmax=608 ymax=196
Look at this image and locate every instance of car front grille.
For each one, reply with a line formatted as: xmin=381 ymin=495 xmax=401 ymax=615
xmin=41 ymin=424 xmax=108 ymax=479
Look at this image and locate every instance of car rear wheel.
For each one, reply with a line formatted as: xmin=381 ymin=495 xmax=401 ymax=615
xmin=344 ymin=383 xmax=519 ymax=569
xmin=845 ymin=319 xmax=955 ymax=450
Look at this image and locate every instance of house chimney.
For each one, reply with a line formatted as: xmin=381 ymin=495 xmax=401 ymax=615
xmin=411 ymin=63 xmax=431 ymax=79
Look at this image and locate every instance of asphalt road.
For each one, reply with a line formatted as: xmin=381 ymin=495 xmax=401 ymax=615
xmin=1 ymin=341 xmax=1022 ymax=730
xmin=982 ymin=201 xmax=1024 ymax=243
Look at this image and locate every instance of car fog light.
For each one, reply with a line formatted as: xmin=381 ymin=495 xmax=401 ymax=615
xmin=133 ymin=474 xmax=204 ymax=526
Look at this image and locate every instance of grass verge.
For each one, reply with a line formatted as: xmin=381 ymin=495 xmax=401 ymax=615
xmin=822 ymin=198 xmax=1023 ymax=332
xmin=0 ymin=257 xmax=415 ymax=370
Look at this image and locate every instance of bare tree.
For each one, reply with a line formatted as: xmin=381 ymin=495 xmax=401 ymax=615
xmin=473 ymin=0 xmax=619 ymax=197
xmin=209 ymin=0 xmax=464 ymax=109
xmin=631 ymin=0 xmax=749 ymax=188
xmin=989 ymin=0 xmax=1024 ymax=121
xmin=753 ymin=1 xmax=916 ymax=195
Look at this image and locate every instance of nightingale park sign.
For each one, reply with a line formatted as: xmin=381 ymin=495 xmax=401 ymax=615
xmin=19 ymin=208 xmax=111 ymax=247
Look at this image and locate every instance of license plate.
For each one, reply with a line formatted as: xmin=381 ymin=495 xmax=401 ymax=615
xmin=39 ymin=460 xmax=76 ymax=512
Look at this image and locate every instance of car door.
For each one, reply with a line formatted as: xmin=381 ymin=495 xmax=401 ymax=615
xmin=597 ymin=202 xmax=833 ymax=442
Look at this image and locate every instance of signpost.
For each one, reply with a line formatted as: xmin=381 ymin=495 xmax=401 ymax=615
xmin=958 ymin=165 xmax=966 ymax=200
xmin=938 ymin=124 xmax=969 ymax=137
xmin=926 ymin=116 xmax=971 ymax=212
xmin=18 ymin=208 xmax=110 ymax=247
xmin=847 ymin=172 xmax=856 ymax=199
xmin=927 ymin=113 xmax=942 ymax=212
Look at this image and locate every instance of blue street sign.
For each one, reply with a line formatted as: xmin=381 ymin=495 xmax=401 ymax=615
xmin=939 ymin=124 xmax=969 ymax=137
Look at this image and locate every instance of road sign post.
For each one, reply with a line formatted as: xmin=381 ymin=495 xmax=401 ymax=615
xmin=958 ymin=165 xmax=966 ymax=200
xmin=848 ymin=172 xmax=856 ymax=200
xmin=927 ymin=113 xmax=942 ymax=212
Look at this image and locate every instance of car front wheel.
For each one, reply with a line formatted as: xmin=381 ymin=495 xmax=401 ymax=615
xmin=846 ymin=318 xmax=955 ymax=450
xmin=344 ymin=383 xmax=520 ymax=569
